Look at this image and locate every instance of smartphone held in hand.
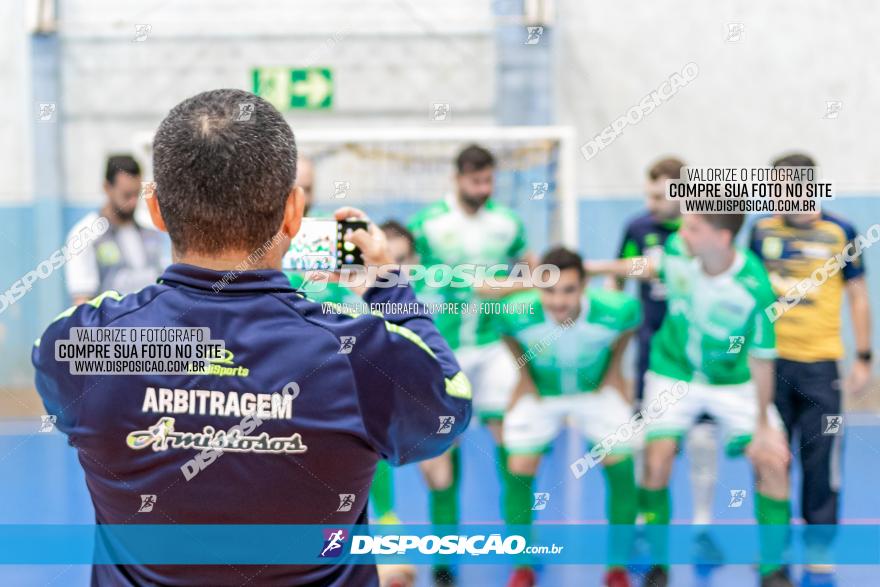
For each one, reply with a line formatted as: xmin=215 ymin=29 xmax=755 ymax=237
xmin=283 ymin=218 xmax=368 ymax=271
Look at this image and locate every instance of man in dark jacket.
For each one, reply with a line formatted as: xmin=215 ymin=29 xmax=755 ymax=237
xmin=33 ymin=88 xmax=472 ymax=586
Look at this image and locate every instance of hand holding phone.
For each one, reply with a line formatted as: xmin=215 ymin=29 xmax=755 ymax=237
xmin=282 ymin=218 xmax=369 ymax=272
xmin=332 ymin=207 xmax=396 ymax=270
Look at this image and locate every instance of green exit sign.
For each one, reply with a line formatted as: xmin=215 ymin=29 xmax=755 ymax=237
xmin=252 ymin=67 xmax=333 ymax=111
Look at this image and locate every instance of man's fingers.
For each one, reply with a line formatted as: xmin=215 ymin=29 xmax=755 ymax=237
xmin=346 ymin=228 xmax=374 ymax=253
xmin=367 ymin=221 xmax=384 ymax=238
xmin=333 ymin=206 xmax=368 ymax=221
xmin=306 ymin=270 xmax=338 ymax=284
xmin=338 ymin=213 xmax=393 ymax=271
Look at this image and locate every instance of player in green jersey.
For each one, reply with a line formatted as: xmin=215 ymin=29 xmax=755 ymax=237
xmin=589 ymin=213 xmax=792 ymax=587
xmin=499 ymin=247 xmax=641 ymax=587
xmin=408 ymin=145 xmax=536 ymax=586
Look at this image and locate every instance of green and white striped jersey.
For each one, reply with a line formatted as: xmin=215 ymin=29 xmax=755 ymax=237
xmin=497 ymin=288 xmax=641 ymax=396
xmin=409 ymin=195 xmax=528 ymax=349
xmin=649 ymin=234 xmax=777 ymax=385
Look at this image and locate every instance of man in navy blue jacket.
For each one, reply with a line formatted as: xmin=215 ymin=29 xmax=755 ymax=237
xmin=32 ymin=88 xmax=472 ymax=586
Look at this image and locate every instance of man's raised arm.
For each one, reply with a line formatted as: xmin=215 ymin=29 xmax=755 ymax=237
xmin=332 ymin=208 xmax=472 ymax=465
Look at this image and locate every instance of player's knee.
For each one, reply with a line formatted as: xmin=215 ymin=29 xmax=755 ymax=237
xmin=757 ymin=469 xmax=789 ymax=500
xmin=420 ymin=454 xmax=454 ymax=490
xmin=425 ymin=469 xmax=453 ymax=490
xmin=508 ymin=454 xmax=540 ymax=476
xmin=746 ymin=441 xmax=773 ymax=466
xmin=643 ymin=440 xmax=675 ymax=487
xmin=642 ymin=460 xmax=668 ymax=488
xmin=750 ymin=455 xmax=789 ymax=495
xmin=486 ymin=420 xmax=503 ymax=445
xmin=753 ymin=454 xmax=787 ymax=481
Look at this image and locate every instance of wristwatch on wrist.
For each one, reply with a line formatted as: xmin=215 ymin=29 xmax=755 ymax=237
xmin=857 ymin=350 xmax=873 ymax=363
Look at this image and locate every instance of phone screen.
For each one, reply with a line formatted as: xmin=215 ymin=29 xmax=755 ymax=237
xmin=282 ymin=218 xmax=367 ymax=271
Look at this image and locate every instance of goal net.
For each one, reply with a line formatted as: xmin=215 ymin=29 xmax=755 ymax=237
xmin=295 ymin=126 xmax=578 ymax=252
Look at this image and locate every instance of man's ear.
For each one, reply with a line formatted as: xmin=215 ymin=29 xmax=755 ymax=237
xmin=145 ymin=188 xmax=168 ymax=233
xmin=282 ymin=185 xmax=305 ymax=238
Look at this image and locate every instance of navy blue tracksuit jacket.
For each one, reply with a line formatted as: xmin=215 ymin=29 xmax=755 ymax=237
xmin=33 ymin=264 xmax=472 ymax=586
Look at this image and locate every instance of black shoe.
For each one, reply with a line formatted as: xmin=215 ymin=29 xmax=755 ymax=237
xmin=760 ymin=569 xmax=794 ymax=587
xmin=433 ymin=566 xmax=456 ymax=586
xmin=643 ymin=565 xmax=668 ymax=587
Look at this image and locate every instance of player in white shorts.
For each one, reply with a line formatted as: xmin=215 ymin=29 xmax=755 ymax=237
xmin=408 ymin=145 xmax=535 ymax=586
xmin=642 ymin=373 xmax=784 ymax=453
xmin=500 ymin=247 xmax=641 ymax=587
xmin=453 ymin=342 xmax=518 ymax=417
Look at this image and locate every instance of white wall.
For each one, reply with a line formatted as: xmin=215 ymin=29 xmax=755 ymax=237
xmin=556 ymin=0 xmax=880 ymax=197
xmin=0 ymin=0 xmax=33 ymax=205
xmin=8 ymin=1 xmax=880 ymax=204
xmin=58 ymin=0 xmax=496 ymax=204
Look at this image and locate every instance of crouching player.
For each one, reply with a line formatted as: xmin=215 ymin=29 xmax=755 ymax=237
xmin=499 ymin=247 xmax=642 ymax=587
xmin=589 ymin=213 xmax=792 ymax=587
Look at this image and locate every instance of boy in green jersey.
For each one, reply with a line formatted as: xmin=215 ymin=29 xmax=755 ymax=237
xmin=500 ymin=247 xmax=641 ymax=587
xmin=589 ymin=213 xmax=792 ymax=587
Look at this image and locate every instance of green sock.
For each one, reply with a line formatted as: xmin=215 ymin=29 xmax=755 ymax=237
xmin=605 ymin=457 xmax=638 ymax=525
xmin=639 ymin=486 xmax=670 ymax=569
xmin=503 ymin=472 xmax=535 ymax=526
xmin=639 ymin=486 xmax=670 ymax=525
xmin=370 ymin=460 xmax=395 ymax=521
xmin=755 ymin=493 xmax=791 ymax=576
xmin=604 ymin=457 xmax=637 ymax=568
xmin=496 ymin=444 xmax=511 ymax=480
xmin=497 ymin=433 xmax=541 ymax=568
xmin=503 ymin=467 xmax=536 ymax=568
xmin=429 ymin=446 xmax=460 ymax=526
xmin=496 ymin=444 xmax=513 ymax=519
xmin=755 ymin=492 xmax=790 ymax=524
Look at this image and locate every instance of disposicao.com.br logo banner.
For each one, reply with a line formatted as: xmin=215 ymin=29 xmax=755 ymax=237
xmin=318 ymin=527 xmax=561 ymax=561
xmin=1 ymin=524 xmax=878 ymax=566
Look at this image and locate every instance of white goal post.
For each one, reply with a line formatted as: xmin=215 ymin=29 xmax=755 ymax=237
xmin=134 ymin=125 xmax=578 ymax=249
xmin=294 ymin=125 xmax=579 ymax=249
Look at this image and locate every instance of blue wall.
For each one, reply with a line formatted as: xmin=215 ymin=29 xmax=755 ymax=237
xmin=2 ymin=197 xmax=878 ymax=386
